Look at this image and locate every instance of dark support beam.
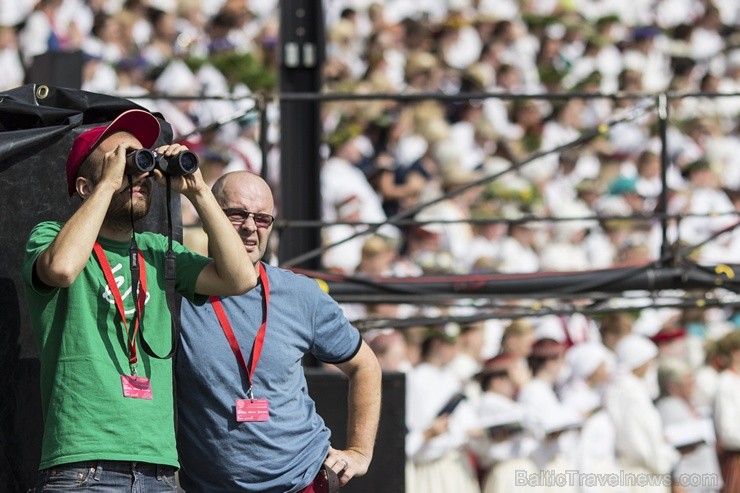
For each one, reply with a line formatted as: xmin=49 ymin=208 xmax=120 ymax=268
xmin=278 ymin=0 xmax=324 ymax=269
xmin=657 ymin=93 xmax=670 ymax=262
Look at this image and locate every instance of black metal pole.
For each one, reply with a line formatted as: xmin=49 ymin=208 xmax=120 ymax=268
xmin=278 ymin=0 xmax=323 ymax=270
xmin=657 ymin=93 xmax=670 ymax=262
xmin=258 ymin=94 xmax=269 ymax=181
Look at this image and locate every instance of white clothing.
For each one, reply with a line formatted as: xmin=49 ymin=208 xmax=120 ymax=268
xmin=499 ymin=237 xmax=539 ymax=274
xmin=655 ymin=0 xmax=703 ymax=28
xmin=225 ymin=137 xmax=263 ymax=175
xmin=321 ymin=156 xmax=386 ymax=226
xmin=583 ymin=228 xmax=618 ymax=269
xmin=442 ymin=26 xmax=482 ymax=70
xmin=81 ymin=61 xmax=118 ymax=94
xmin=405 ymin=451 xmax=481 ymax=493
xmin=406 ymin=362 xmax=477 ymax=462
xmin=466 ymin=235 xmax=504 ymax=272
xmin=679 ymin=187 xmax=735 ymax=247
xmin=18 ymin=11 xmax=55 ymax=66
xmin=713 ymin=370 xmax=740 ymax=451
xmin=573 ymin=403 xmax=622 ymax=493
xmin=0 ymin=48 xmax=25 ymax=91
xmin=483 ymin=97 xmax=523 ymax=141
xmin=518 ymin=379 xmax=567 ymax=439
xmin=693 ymin=366 xmax=720 ymax=416
xmin=482 ymin=457 xmax=542 ymax=493
xmin=477 ymin=0 xmax=518 ymax=19
xmin=58 ymin=0 xmax=95 ymax=41
xmin=605 ymin=372 xmax=680 ymax=476
xmin=81 ymin=37 xmax=123 ymax=63
xmin=691 ymin=27 xmax=724 ymax=61
xmin=449 ymin=353 xmax=482 ymax=383
xmin=321 ymin=224 xmax=368 ymax=274
xmin=474 ymin=393 xmax=534 ymax=465
xmin=449 ymin=121 xmax=485 ymax=171
xmin=406 ymin=363 xmax=481 ymax=493
xmin=657 ymin=396 xmax=722 ymax=493
xmin=539 ymin=242 xmax=591 ymax=272
xmin=0 ymin=0 xmax=35 ymax=26
xmin=414 ymin=200 xmax=474 ymax=270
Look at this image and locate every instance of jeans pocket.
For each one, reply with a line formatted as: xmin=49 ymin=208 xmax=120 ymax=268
xmin=38 ymin=465 xmax=95 ymax=490
xmin=158 ymin=472 xmax=177 ymax=489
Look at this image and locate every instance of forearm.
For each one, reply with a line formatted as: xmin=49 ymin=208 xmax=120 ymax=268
xmin=344 ymin=345 xmax=382 ymax=460
xmin=36 ymin=184 xmax=116 ymax=287
xmin=188 ymin=187 xmax=256 ymax=293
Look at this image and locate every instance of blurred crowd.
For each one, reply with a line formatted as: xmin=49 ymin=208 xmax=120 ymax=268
xmin=1 ymin=0 xmax=739 ymax=491
xmin=313 ymin=6 xmax=739 ymax=490
xmin=382 ymin=312 xmax=740 ymax=493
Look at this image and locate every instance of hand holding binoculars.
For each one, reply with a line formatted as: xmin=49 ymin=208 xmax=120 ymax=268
xmin=126 ymin=149 xmax=199 ymax=176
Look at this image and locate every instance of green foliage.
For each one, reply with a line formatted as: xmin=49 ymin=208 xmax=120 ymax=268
xmin=185 ymin=52 xmax=276 ymax=92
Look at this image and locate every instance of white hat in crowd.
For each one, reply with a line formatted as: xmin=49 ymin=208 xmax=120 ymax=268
xmin=478 ymin=400 xmax=527 ymax=431
xmin=540 ymin=406 xmax=583 ymax=435
xmin=615 ymin=334 xmax=658 ymax=370
xmin=566 ymin=342 xmax=610 ymax=380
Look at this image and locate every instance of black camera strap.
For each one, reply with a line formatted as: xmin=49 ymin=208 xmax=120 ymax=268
xmin=138 ymin=174 xmax=179 ymax=360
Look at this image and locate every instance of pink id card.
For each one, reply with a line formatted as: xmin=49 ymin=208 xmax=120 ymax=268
xmin=236 ymin=399 xmax=270 ymax=422
xmin=121 ymin=375 xmax=153 ymax=400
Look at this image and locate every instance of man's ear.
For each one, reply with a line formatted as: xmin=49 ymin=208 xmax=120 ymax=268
xmin=75 ymin=176 xmax=94 ymax=199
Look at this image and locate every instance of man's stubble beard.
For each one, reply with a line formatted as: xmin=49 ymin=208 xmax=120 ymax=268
xmin=104 ymin=191 xmax=152 ymax=229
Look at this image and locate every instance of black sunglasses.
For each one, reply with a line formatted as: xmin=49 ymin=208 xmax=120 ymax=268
xmin=222 ymin=208 xmax=275 ymax=228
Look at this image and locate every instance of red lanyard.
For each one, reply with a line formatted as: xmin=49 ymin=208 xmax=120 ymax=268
xmin=210 ymin=263 xmax=269 ymax=399
xmin=93 ymin=242 xmax=147 ymax=372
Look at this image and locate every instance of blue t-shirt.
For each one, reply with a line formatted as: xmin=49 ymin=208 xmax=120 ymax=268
xmin=176 ymin=263 xmax=362 ymax=493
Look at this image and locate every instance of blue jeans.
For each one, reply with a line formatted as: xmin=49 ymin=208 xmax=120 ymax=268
xmin=35 ymin=461 xmax=177 ymax=492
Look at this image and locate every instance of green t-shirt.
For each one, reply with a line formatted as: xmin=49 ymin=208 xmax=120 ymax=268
xmin=23 ymin=221 xmax=211 ymax=470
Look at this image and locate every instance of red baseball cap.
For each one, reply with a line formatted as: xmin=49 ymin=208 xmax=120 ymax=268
xmin=65 ymin=109 xmax=161 ymax=196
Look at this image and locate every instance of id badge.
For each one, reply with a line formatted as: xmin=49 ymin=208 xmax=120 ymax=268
xmin=121 ymin=375 xmax=153 ymax=400
xmin=236 ymin=398 xmax=270 ymax=422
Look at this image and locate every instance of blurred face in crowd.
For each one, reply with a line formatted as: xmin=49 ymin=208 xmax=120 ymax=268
xmin=0 ymin=26 xmax=17 ymax=49
xmin=489 ymin=372 xmax=517 ymax=399
xmin=671 ymin=372 xmax=695 ymax=402
xmin=336 ymin=137 xmax=363 ymax=163
xmin=559 ymin=98 xmax=584 ymax=127
xmin=588 ymin=362 xmax=610 ymax=388
xmin=637 ymin=152 xmax=660 ymax=180
xmin=437 ymin=339 xmax=459 ymax=366
xmin=370 ymin=331 xmax=410 ymax=373
xmin=503 ymin=329 xmax=536 ymax=358
xmin=509 ymin=223 xmax=539 ymax=248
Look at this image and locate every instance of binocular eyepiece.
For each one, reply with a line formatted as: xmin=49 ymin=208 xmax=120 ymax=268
xmin=126 ymin=149 xmax=199 ymax=176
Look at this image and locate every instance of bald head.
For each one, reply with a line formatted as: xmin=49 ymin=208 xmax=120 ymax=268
xmin=212 ymin=171 xmax=274 ymax=213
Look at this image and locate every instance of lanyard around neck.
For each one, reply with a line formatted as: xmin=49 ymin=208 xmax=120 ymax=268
xmin=210 ymin=263 xmax=270 ymax=399
xmin=93 ymin=241 xmax=147 ymax=372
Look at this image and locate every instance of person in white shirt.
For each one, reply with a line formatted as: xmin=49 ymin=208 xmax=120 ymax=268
xmin=499 ymin=221 xmax=543 ymax=274
xmin=321 ymin=123 xmax=398 ymax=272
xmin=517 ymin=338 xmax=568 ymax=441
xmin=561 ymin=342 xmax=622 ymax=493
xmin=471 ymin=354 xmax=540 ymax=493
xmin=405 ymin=326 xmax=481 ymax=493
xmin=677 ymin=159 xmax=735 ymax=251
xmin=656 ymin=358 xmax=722 ymax=493
xmin=0 ymin=26 xmax=24 ymax=90
xmin=606 ymin=334 xmax=680 ymax=493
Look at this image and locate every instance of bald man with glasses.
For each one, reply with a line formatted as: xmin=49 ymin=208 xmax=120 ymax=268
xmin=175 ymin=171 xmax=382 ymax=493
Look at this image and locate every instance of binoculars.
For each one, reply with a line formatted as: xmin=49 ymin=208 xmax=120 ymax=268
xmin=126 ymin=149 xmax=199 ymax=176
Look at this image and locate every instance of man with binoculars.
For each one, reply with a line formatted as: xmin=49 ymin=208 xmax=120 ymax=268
xmin=22 ymin=109 xmax=257 ymax=491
